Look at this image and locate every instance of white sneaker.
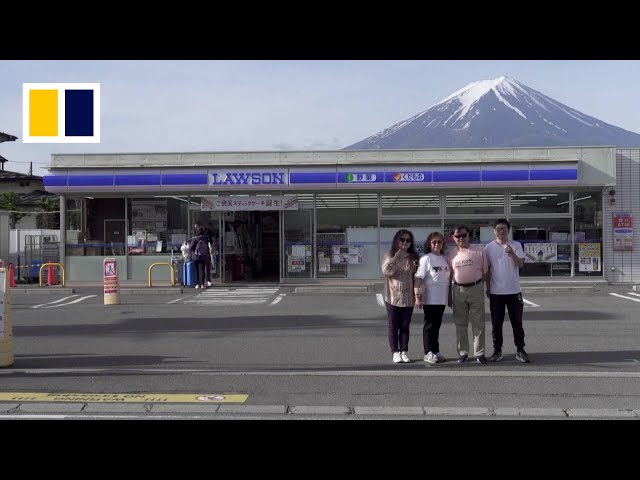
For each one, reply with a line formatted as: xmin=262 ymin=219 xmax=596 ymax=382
xmin=424 ymin=352 xmax=438 ymax=364
xmin=400 ymin=351 xmax=411 ymax=363
xmin=392 ymin=352 xmax=402 ymax=363
xmin=206 ymin=281 xmax=212 ymax=287
xmin=195 ymin=285 xmax=200 ymax=289
xmin=435 ymin=352 xmax=446 ymax=363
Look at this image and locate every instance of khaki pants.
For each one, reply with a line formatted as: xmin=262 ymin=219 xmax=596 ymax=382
xmin=452 ymin=282 xmax=485 ymax=357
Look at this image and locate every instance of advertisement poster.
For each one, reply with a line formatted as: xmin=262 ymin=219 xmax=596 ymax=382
xmin=524 ymin=243 xmax=557 ymax=263
xmin=613 ymin=213 xmax=633 ymax=251
xmin=578 ymin=243 xmax=601 ymax=272
xmin=332 ymin=245 xmax=364 ymax=264
xmin=318 ymin=253 xmax=331 ymax=272
xmin=287 ymin=257 xmax=305 ymax=272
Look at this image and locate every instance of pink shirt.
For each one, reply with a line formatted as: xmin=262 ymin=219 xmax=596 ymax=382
xmin=448 ymin=245 xmax=487 ymax=284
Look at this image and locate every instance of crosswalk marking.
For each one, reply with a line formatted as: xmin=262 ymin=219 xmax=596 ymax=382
xmin=184 ymin=287 xmax=280 ymax=305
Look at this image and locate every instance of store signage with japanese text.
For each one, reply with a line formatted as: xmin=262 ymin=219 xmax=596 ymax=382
xmin=613 ymin=213 xmax=633 ymax=251
xmin=201 ymin=196 xmax=298 ymax=211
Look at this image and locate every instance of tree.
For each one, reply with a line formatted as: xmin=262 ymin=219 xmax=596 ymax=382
xmin=35 ymin=196 xmax=60 ymax=229
xmin=0 ymin=191 xmax=26 ymax=228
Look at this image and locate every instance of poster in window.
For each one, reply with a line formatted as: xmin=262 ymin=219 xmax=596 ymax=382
xmin=524 ymin=243 xmax=557 ymax=263
xmin=332 ymin=245 xmax=363 ymax=264
xmin=578 ymin=243 xmax=601 ymax=272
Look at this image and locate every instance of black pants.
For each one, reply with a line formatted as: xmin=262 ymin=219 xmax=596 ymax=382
xmin=422 ymin=304 xmax=446 ymax=354
xmin=489 ymin=293 xmax=525 ymax=351
xmin=385 ymin=302 xmax=413 ymax=352
xmin=205 ymin=255 xmax=212 ymax=282
xmin=193 ymin=259 xmax=206 ymax=287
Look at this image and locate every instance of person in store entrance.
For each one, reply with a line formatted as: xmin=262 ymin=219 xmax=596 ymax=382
xmin=381 ymin=229 xmax=419 ymax=364
xmin=447 ymin=225 xmax=488 ymax=364
xmin=414 ymin=232 xmax=450 ymax=364
xmin=205 ymin=222 xmax=217 ymax=287
xmin=190 ymin=221 xmax=210 ymax=289
xmin=484 ymin=218 xmax=530 ymax=363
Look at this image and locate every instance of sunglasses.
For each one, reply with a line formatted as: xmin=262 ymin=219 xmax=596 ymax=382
xmin=453 ymin=233 xmax=468 ymax=239
xmin=398 ymin=238 xmax=412 ymax=243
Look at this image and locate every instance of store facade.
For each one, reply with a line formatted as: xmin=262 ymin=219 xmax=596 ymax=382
xmin=43 ymin=146 xmax=619 ymax=284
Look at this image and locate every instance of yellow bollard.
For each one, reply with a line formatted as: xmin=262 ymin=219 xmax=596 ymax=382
xmin=103 ymin=258 xmax=121 ymax=305
xmin=0 ymin=268 xmax=14 ymax=367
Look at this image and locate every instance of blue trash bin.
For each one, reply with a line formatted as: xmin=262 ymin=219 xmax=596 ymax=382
xmin=183 ymin=260 xmax=195 ymax=287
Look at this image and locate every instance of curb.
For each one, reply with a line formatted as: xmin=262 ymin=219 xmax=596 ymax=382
xmin=0 ymin=402 xmax=638 ymax=418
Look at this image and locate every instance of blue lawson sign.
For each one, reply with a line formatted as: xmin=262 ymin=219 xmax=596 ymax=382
xmin=210 ymin=171 xmax=286 ymax=185
xmin=42 ymin=164 xmax=578 ymax=193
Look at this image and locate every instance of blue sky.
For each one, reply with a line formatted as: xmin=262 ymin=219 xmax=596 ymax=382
xmin=2 ymin=60 xmax=640 ymax=176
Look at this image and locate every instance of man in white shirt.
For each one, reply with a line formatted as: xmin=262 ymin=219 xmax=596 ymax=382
xmin=484 ymin=219 xmax=530 ymax=363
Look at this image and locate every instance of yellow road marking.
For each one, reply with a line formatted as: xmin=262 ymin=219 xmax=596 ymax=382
xmin=0 ymin=392 xmax=247 ymax=403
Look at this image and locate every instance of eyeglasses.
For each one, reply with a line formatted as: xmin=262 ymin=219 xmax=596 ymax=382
xmin=398 ymin=238 xmax=412 ymax=243
xmin=453 ymin=233 xmax=468 ymax=239
xmin=431 ymin=240 xmax=443 ymax=244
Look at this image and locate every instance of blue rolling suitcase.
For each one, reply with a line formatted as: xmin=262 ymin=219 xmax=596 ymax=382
xmin=183 ymin=260 xmax=195 ymax=287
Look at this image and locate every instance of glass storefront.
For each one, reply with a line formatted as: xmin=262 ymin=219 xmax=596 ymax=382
xmin=63 ymin=189 xmax=604 ymax=281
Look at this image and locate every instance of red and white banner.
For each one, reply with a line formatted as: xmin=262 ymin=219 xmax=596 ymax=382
xmin=613 ymin=213 xmax=633 ymax=251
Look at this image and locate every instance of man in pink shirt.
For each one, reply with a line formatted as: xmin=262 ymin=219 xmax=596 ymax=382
xmin=447 ymin=225 xmax=488 ymax=364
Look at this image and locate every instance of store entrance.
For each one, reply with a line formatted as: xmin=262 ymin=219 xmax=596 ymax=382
xmin=222 ymin=211 xmax=280 ymax=282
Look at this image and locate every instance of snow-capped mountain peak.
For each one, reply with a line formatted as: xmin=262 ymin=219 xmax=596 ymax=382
xmin=346 ymin=77 xmax=640 ymax=149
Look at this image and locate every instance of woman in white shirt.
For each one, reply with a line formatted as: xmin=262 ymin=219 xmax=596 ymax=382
xmin=414 ymin=232 xmax=450 ymax=364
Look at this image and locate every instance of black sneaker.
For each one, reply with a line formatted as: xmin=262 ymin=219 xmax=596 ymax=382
xmin=515 ymin=350 xmax=530 ymax=363
xmin=476 ymin=355 xmax=488 ymax=364
xmin=457 ymin=354 xmax=468 ymax=363
xmin=489 ymin=350 xmax=503 ymax=362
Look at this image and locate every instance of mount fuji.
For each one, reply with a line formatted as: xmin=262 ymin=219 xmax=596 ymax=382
xmin=345 ymin=76 xmax=640 ymax=149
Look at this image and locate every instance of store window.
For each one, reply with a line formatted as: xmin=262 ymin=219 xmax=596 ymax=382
xmin=127 ymin=197 xmax=188 ymax=256
xmin=443 ymin=220 xmax=496 ymax=249
xmin=381 ymin=194 xmax=440 ymax=216
xmin=509 ymin=218 xmax=572 ymax=277
xmin=446 ymin=193 xmax=505 ymax=216
xmin=283 ymin=194 xmax=314 ymax=280
xmin=65 ymin=198 xmax=84 ymax=256
xmin=573 ymin=191 xmax=603 ymax=277
xmin=510 ymin=192 xmax=569 ymax=214
xmin=316 ymin=193 xmax=378 ymax=279
xmin=65 ymin=198 xmax=125 ymax=257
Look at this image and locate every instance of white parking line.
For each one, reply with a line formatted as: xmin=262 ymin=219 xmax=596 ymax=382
xmin=31 ymin=295 xmax=79 ymax=309
xmin=376 ymin=293 xmax=384 ymax=307
xmin=522 ymin=298 xmax=540 ymax=307
xmin=627 ymin=292 xmax=640 ymax=298
xmin=609 ymin=293 xmax=640 ymax=303
xmin=167 ymin=297 xmax=187 ymax=304
xmin=43 ymin=295 xmax=97 ymax=308
xmin=269 ymin=294 xmax=286 ymax=306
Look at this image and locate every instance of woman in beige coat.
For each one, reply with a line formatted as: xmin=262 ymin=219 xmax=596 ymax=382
xmin=381 ymin=229 xmax=419 ymax=364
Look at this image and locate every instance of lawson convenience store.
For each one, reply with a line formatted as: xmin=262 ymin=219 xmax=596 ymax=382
xmin=43 ymin=146 xmax=615 ymax=284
